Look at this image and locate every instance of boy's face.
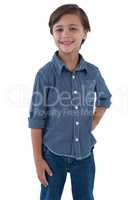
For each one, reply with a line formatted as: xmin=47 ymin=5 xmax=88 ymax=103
xmin=52 ymin=14 xmax=87 ymax=54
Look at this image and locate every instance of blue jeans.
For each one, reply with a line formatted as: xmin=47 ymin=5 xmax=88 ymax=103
xmin=40 ymin=146 xmax=95 ymax=200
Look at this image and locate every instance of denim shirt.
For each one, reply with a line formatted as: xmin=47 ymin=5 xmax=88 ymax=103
xmin=28 ymin=51 xmax=112 ymax=160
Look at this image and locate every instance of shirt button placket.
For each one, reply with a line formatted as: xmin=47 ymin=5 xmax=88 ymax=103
xmin=72 ymin=73 xmax=80 ymax=159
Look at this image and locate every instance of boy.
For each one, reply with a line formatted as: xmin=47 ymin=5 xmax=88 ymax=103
xmin=28 ymin=4 xmax=112 ymax=200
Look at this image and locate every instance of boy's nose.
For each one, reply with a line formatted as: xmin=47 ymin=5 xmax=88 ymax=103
xmin=62 ymin=29 xmax=71 ymax=37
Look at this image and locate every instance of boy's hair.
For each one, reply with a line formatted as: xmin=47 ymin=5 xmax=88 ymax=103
xmin=48 ymin=4 xmax=91 ymax=45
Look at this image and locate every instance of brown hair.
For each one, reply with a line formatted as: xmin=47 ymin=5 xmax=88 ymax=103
xmin=48 ymin=4 xmax=91 ymax=45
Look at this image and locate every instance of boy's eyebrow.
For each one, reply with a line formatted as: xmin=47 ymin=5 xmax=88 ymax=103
xmin=54 ymin=24 xmax=79 ymax=28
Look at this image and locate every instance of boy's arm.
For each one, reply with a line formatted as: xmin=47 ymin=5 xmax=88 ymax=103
xmin=31 ymin=128 xmax=53 ymax=187
xmin=29 ymin=71 xmax=53 ymax=187
xmin=92 ymin=67 xmax=112 ymax=131
xmin=92 ymin=107 xmax=107 ymax=131
xmin=31 ymin=128 xmax=43 ymax=164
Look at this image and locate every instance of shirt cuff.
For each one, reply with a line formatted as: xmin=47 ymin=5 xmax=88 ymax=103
xmin=28 ymin=118 xmax=46 ymax=128
xmin=95 ymin=99 xmax=112 ymax=108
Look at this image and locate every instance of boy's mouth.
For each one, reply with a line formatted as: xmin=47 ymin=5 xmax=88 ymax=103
xmin=60 ymin=41 xmax=74 ymax=45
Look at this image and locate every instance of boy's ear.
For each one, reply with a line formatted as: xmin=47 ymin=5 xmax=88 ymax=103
xmin=83 ymin=31 xmax=88 ymax=40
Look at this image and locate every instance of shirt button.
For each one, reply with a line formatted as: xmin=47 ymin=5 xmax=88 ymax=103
xmin=75 ymin=138 xmax=79 ymax=142
xmin=76 ymin=121 xmax=79 ymax=125
xmin=73 ymin=90 xmax=77 ymax=94
xmin=72 ymin=75 xmax=75 ymax=79
xmin=75 ymin=106 xmax=78 ymax=110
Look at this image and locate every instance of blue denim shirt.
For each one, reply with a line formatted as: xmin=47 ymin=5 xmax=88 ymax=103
xmin=28 ymin=51 xmax=112 ymax=160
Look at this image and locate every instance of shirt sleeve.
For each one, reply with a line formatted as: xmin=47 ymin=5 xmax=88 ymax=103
xmin=95 ymin=67 xmax=112 ymax=108
xmin=28 ymin=71 xmax=49 ymax=128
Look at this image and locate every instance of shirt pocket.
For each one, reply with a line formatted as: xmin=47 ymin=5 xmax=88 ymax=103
xmin=80 ymin=79 xmax=96 ymax=107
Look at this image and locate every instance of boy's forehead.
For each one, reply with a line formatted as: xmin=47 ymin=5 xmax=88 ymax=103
xmin=53 ymin=14 xmax=82 ymax=27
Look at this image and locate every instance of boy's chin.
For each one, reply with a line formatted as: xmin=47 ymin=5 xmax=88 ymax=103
xmin=58 ymin=48 xmax=79 ymax=54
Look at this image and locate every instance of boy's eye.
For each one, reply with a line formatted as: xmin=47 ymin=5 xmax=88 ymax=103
xmin=55 ymin=28 xmax=78 ymax=32
xmin=55 ymin=29 xmax=63 ymax=32
xmin=69 ymin=27 xmax=78 ymax=31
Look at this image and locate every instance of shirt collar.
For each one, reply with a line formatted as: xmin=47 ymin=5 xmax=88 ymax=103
xmin=51 ymin=51 xmax=88 ymax=75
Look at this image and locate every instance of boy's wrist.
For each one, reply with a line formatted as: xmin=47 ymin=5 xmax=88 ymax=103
xmin=34 ymin=152 xmax=44 ymax=162
xmin=34 ymin=155 xmax=44 ymax=164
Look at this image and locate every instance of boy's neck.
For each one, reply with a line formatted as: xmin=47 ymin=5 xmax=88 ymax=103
xmin=58 ymin=51 xmax=80 ymax=72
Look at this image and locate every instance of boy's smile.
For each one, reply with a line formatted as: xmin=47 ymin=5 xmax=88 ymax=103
xmin=52 ymin=14 xmax=87 ymax=55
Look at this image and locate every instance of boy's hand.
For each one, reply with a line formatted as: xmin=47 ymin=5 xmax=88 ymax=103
xmin=35 ymin=158 xmax=53 ymax=187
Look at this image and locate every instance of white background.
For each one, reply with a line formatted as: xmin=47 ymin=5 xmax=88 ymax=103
xmin=0 ymin=0 xmax=132 ymax=199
